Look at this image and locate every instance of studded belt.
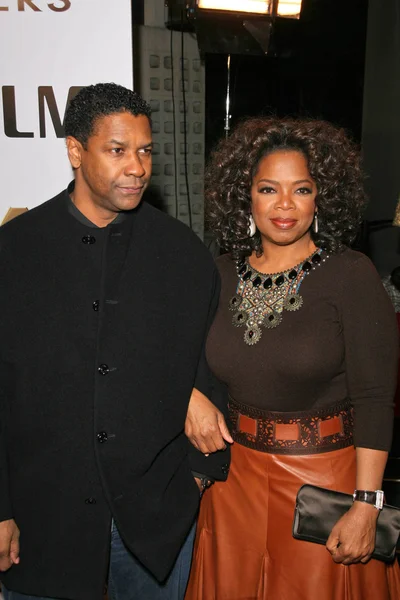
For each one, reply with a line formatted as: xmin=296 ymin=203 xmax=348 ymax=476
xmin=229 ymin=397 xmax=354 ymax=455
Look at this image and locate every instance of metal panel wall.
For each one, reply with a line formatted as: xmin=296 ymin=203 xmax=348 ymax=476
xmin=136 ymin=25 xmax=205 ymax=239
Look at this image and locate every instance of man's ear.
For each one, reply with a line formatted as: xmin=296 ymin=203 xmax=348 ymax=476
xmin=66 ymin=136 xmax=84 ymax=170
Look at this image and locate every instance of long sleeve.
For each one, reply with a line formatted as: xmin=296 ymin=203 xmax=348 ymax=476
xmin=188 ymin=266 xmax=231 ymax=481
xmin=0 ymin=227 xmax=12 ymax=521
xmin=0 ymin=360 xmax=12 ymax=521
xmin=340 ymin=254 xmax=398 ymax=450
xmin=192 ymin=267 xmax=220 ymax=397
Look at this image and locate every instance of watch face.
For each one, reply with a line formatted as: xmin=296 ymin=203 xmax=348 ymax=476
xmin=376 ymin=490 xmax=384 ymax=510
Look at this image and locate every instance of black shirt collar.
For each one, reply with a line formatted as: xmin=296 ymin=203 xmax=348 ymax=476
xmin=66 ymin=181 xmax=127 ymax=229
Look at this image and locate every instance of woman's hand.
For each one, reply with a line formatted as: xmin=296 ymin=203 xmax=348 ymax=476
xmin=186 ymin=388 xmax=233 ymax=454
xmin=326 ymin=501 xmax=379 ymax=565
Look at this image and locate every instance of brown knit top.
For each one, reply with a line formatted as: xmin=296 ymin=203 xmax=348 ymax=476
xmin=206 ymin=248 xmax=398 ymax=451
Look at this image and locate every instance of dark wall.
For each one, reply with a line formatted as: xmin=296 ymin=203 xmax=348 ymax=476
xmin=205 ymin=0 xmax=369 ymax=154
xmin=361 ymin=0 xmax=400 ymax=275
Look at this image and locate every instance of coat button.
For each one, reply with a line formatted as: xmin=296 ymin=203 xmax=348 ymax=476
xmin=85 ymin=497 xmax=97 ymax=504
xmin=97 ymin=431 xmax=108 ymax=443
xmin=82 ymin=235 xmax=96 ymax=245
xmin=98 ymin=364 xmax=109 ymax=376
xmin=92 ymin=300 xmax=99 ymax=311
xmin=221 ymin=463 xmax=229 ymax=475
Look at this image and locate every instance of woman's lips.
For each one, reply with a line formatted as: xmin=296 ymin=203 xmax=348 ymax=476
xmin=270 ymin=218 xmax=297 ymax=229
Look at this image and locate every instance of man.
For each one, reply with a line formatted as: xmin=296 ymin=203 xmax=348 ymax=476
xmin=0 ymin=83 xmax=230 ymax=600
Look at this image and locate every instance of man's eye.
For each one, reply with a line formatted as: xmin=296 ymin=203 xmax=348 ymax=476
xmin=139 ymin=148 xmax=152 ymax=155
xmin=111 ymin=148 xmax=123 ymax=154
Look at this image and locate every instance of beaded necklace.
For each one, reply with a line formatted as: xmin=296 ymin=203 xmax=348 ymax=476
xmin=229 ymin=248 xmax=329 ymax=345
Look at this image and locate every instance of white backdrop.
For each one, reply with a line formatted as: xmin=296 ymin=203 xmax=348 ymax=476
xmin=0 ymin=0 xmax=133 ymax=222
xmin=0 ymin=1 xmax=132 ymax=594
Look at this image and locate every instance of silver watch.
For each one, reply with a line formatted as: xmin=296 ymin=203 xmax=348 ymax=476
xmin=352 ymin=489 xmax=384 ymax=510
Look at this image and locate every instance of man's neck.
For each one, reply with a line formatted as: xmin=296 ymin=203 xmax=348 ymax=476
xmin=70 ymin=190 xmax=118 ymax=228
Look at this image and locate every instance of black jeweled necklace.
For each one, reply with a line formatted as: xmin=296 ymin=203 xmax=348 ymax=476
xmin=229 ymin=248 xmax=328 ymax=346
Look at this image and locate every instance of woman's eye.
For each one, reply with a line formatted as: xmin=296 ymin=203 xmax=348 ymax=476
xmin=297 ymin=187 xmax=312 ymax=194
xmin=259 ymin=186 xmax=276 ymax=194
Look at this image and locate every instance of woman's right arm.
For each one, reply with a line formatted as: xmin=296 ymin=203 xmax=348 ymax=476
xmin=326 ymin=253 xmax=397 ymax=564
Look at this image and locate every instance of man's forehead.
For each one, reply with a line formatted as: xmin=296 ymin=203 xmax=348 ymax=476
xmin=91 ymin=111 xmax=151 ymax=139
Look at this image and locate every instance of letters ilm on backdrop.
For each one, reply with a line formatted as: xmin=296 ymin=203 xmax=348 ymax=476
xmin=2 ymin=87 xmax=81 ymax=138
xmin=1 ymin=3 xmax=76 ymax=137
xmin=0 ymin=0 xmax=133 ymax=217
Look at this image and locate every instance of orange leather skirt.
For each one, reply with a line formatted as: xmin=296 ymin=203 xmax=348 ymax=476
xmin=185 ymin=443 xmax=400 ymax=600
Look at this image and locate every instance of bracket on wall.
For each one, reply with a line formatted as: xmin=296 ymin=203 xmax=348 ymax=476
xmin=243 ymin=19 xmax=273 ymax=54
xmin=165 ymin=0 xmax=195 ymax=32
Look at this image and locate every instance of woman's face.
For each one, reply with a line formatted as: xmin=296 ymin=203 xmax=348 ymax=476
xmin=251 ymin=150 xmax=317 ymax=248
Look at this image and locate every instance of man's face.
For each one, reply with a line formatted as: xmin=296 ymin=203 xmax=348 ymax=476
xmin=67 ymin=112 xmax=152 ymax=224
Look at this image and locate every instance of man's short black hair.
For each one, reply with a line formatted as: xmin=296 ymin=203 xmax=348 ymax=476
xmin=64 ymin=83 xmax=152 ymax=147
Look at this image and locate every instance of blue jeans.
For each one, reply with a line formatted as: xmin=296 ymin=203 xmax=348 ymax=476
xmin=2 ymin=520 xmax=196 ymax=600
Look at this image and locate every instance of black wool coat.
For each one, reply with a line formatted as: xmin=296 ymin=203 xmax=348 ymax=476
xmin=0 ymin=189 xmax=230 ymax=600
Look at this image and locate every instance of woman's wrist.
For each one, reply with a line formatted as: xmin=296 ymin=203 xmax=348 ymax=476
xmin=351 ymin=500 xmax=380 ymax=519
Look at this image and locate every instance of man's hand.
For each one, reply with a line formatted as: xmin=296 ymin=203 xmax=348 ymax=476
xmin=186 ymin=388 xmax=233 ymax=454
xmin=326 ymin=501 xmax=379 ymax=565
xmin=0 ymin=519 xmax=20 ymax=572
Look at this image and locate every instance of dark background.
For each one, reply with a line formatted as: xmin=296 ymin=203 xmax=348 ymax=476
xmin=133 ymin=0 xmax=370 ymax=154
xmin=203 ymin=0 xmax=369 ymax=154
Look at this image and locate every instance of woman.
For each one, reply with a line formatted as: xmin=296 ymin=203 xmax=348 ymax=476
xmin=185 ymin=117 xmax=400 ymax=599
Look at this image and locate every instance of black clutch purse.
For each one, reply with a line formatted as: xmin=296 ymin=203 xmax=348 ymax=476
xmin=293 ymin=484 xmax=400 ymax=562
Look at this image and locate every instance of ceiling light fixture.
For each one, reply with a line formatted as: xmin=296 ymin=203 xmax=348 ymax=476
xmin=197 ymin=0 xmax=302 ymax=18
xmin=197 ymin=0 xmax=269 ymax=14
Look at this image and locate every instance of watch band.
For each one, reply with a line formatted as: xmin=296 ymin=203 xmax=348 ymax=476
xmin=352 ymin=489 xmax=384 ymax=510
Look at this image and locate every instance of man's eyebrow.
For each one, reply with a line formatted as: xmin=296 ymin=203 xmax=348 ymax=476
xmin=105 ymin=139 xmax=153 ymax=149
xmin=107 ymin=138 xmax=126 ymax=146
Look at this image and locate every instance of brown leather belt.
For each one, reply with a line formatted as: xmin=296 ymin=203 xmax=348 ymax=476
xmin=229 ymin=397 xmax=354 ymax=455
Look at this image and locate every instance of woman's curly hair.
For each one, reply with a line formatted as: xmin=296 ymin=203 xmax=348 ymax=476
xmin=205 ymin=117 xmax=367 ymax=260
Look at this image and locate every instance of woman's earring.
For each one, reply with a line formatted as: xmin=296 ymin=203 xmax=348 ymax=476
xmin=248 ymin=214 xmax=256 ymax=237
xmin=313 ymin=212 xmax=319 ymax=234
